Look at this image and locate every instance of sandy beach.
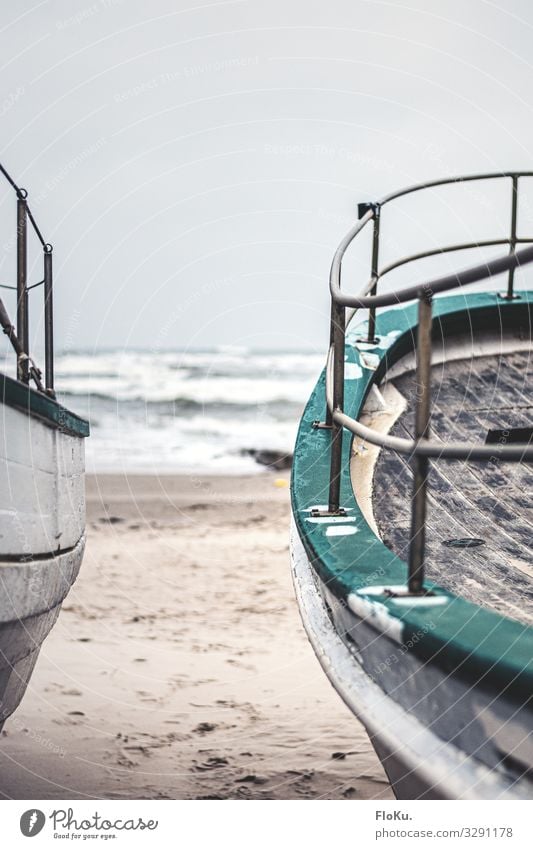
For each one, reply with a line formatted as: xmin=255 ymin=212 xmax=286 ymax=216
xmin=0 ymin=473 xmax=392 ymax=800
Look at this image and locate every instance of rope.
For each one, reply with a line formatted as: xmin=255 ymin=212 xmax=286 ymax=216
xmin=0 ymin=297 xmax=46 ymax=394
xmin=0 ymin=160 xmax=51 ymax=250
xmin=0 ymin=161 xmax=22 ymax=194
xmin=0 ymin=280 xmax=43 ymax=291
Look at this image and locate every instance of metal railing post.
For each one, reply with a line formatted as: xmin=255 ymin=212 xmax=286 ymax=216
xmin=505 ymin=176 xmax=519 ymax=299
xmin=16 ymin=192 xmax=28 ymax=382
xmin=367 ymin=207 xmax=380 ymax=343
xmin=408 ymin=289 xmax=433 ymax=594
xmin=355 ymin=202 xmax=380 ymax=343
xmin=328 ymin=299 xmax=346 ymax=513
xmin=324 ymin=300 xmax=338 ymax=427
xmin=44 ymin=245 xmax=54 ymax=394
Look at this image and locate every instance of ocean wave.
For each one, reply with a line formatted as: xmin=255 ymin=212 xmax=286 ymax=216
xmin=57 ymin=376 xmax=317 ymax=406
xmin=82 ymin=410 xmax=299 ymax=475
xmin=56 ymin=349 xmax=324 ymax=376
xmin=53 ymin=349 xmax=323 ymax=473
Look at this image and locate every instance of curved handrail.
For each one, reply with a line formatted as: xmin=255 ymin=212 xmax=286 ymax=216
xmin=322 ymin=171 xmax=533 ymax=594
xmin=330 ymin=241 xmax=533 ymax=309
xmin=334 ymin=410 xmax=533 ymax=462
xmin=378 ymin=238 xmax=510 ymax=279
xmin=334 ymin=171 xmax=533 ymax=312
xmin=0 ymin=161 xmax=54 ymax=394
xmin=378 ymin=170 xmax=533 ymax=207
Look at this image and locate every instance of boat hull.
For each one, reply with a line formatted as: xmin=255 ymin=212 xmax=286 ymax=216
xmin=0 ymin=537 xmax=85 ymax=730
xmin=290 ymin=293 xmax=533 ymax=800
xmin=0 ymin=379 xmax=88 ymax=728
xmin=291 ymin=518 xmax=533 ymax=800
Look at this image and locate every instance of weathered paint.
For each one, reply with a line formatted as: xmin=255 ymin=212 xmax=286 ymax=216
xmin=0 ymin=537 xmax=85 ymax=727
xmin=0 ymin=372 xmax=88 ymax=727
xmin=291 ymin=291 xmax=533 ymax=705
xmin=0 ymin=402 xmax=85 ymax=555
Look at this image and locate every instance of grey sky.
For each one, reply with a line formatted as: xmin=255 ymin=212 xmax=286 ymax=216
xmin=1 ymin=0 xmax=533 ymax=353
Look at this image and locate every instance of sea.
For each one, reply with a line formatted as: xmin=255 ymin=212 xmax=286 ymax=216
xmin=51 ymin=348 xmax=325 ymax=474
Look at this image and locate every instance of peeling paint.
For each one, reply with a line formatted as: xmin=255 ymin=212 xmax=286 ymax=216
xmin=359 ymin=351 xmax=380 ymax=370
xmin=358 ymin=585 xmax=449 ymax=608
xmin=347 ymin=592 xmax=404 ymax=643
xmin=344 ymin=361 xmax=363 ymax=380
xmin=325 ymin=525 xmax=358 ymax=536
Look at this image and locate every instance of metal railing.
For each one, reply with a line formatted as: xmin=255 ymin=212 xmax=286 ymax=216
xmin=0 ymin=161 xmax=54 ymax=396
xmin=320 ymin=172 xmax=533 ymax=596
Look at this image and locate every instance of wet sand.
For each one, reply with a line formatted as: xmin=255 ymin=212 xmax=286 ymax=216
xmin=0 ymin=473 xmax=392 ymax=800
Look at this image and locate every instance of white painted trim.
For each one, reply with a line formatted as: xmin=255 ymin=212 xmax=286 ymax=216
xmin=346 ymin=592 xmax=404 ymax=643
xmin=384 ymin=330 xmax=533 ymax=382
xmin=350 ymin=382 xmax=407 ymax=537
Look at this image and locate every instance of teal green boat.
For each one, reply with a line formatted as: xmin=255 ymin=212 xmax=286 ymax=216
xmin=290 ymin=173 xmax=533 ymax=800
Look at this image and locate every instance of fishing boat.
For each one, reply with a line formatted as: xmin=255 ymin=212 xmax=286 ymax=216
xmin=0 ymin=163 xmax=89 ymax=730
xmin=290 ymin=173 xmax=533 ymax=800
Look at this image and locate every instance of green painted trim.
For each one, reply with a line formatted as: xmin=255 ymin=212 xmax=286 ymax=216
xmin=291 ymin=291 xmax=533 ymax=703
xmin=0 ymin=372 xmax=89 ymax=438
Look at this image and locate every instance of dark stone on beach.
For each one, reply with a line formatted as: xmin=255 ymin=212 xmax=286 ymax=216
xmin=99 ymin=515 xmax=124 ymax=524
xmin=194 ymin=722 xmax=217 ymax=734
xmin=331 ymin=751 xmax=347 ymax=760
xmin=236 ymin=774 xmax=268 ymax=785
xmin=343 ymin=787 xmax=357 ymax=798
xmin=195 ymin=795 xmax=225 ymax=800
xmin=244 ymin=449 xmax=293 ymax=470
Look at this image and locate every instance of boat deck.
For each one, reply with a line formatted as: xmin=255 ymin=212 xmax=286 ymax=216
xmin=371 ymin=349 xmax=533 ymax=625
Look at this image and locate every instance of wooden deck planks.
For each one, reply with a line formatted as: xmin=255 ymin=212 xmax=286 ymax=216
xmin=371 ymin=351 xmax=533 ymax=625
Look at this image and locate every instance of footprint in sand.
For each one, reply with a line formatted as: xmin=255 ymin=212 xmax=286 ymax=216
xmin=193 ymin=756 xmax=229 ymax=771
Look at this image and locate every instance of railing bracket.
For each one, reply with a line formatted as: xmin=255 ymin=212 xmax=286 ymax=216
xmin=312 ymin=420 xmax=333 ymax=430
xmin=383 ymin=587 xmax=436 ymax=599
xmin=310 ymin=507 xmax=348 ymax=518
xmin=357 ymin=201 xmax=380 ymax=220
xmin=353 ymin=335 xmax=380 ymax=347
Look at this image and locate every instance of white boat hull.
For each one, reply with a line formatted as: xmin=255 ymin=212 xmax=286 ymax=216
xmin=290 ymin=517 xmax=533 ymax=800
xmin=0 ymin=389 xmax=87 ymax=728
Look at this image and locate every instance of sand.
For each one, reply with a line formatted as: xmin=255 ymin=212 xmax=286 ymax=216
xmin=0 ymin=473 xmax=392 ymax=800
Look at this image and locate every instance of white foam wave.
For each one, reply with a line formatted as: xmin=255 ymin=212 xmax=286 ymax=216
xmin=52 ymin=349 xmax=324 ymax=472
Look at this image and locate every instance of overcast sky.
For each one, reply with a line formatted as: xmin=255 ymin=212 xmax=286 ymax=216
xmin=1 ymin=0 xmax=533 ymax=353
